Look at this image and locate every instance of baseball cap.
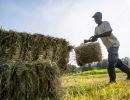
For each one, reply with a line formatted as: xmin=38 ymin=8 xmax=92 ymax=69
xmin=92 ymin=12 xmax=102 ymax=18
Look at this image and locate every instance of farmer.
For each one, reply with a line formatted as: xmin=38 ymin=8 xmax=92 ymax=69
xmin=84 ymin=12 xmax=130 ymax=83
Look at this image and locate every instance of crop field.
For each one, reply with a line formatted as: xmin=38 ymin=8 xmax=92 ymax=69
xmin=61 ymin=69 xmax=130 ymax=100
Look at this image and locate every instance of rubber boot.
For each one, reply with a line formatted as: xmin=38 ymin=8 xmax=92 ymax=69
xmin=116 ymin=59 xmax=130 ymax=80
xmin=107 ymin=64 xmax=116 ymax=83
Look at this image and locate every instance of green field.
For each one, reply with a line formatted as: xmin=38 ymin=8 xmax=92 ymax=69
xmin=61 ymin=69 xmax=130 ymax=100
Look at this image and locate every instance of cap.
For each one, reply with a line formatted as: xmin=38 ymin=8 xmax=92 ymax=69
xmin=92 ymin=12 xmax=102 ymax=18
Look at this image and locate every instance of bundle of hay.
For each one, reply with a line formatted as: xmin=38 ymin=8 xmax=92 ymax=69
xmin=0 ymin=60 xmax=61 ymax=100
xmin=0 ymin=29 xmax=72 ymax=70
xmin=74 ymin=42 xmax=102 ymax=66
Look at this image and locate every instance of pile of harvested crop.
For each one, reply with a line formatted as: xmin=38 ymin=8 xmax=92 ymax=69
xmin=0 ymin=60 xmax=61 ymax=100
xmin=0 ymin=29 xmax=72 ymax=70
xmin=75 ymin=42 xmax=102 ymax=66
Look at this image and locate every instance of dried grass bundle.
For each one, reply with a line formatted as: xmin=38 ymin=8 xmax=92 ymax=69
xmin=75 ymin=42 xmax=102 ymax=66
xmin=0 ymin=60 xmax=61 ymax=100
xmin=0 ymin=29 xmax=72 ymax=69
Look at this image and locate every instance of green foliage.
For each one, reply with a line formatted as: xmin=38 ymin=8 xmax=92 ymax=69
xmin=96 ymin=59 xmax=108 ymax=69
xmin=121 ymin=57 xmax=130 ymax=66
xmin=72 ymin=69 xmax=121 ymax=76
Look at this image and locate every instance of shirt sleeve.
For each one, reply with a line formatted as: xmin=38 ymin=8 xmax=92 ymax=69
xmin=104 ymin=21 xmax=112 ymax=32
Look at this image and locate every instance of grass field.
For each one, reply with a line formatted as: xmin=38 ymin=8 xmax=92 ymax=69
xmin=61 ymin=69 xmax=130 ymax=100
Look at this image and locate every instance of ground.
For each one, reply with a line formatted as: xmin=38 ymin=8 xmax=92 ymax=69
xmin=61 ymin=69 xmax=130 ymax=100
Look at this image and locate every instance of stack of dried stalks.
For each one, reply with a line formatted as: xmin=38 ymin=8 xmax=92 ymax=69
xmin=0 ymin=29 xmax=72 ymax=69
xmin=75 ymin=42 xmax=102 ymax=66
xmin=0 ymin=60 xmax=61 ymax=100
xmin=0 ymin=28 xmax=73 ymax=99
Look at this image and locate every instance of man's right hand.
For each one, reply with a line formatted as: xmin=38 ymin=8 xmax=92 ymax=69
xmin=90 ymin=36 xmax=98 ymax=42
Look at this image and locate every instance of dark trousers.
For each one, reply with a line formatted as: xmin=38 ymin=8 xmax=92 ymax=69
xmin=107 ymin=47 xmax=130 ymax=82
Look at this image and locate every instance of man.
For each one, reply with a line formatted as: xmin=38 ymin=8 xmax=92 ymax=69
xmin=84 ymin=12 xmax=130 ymax=83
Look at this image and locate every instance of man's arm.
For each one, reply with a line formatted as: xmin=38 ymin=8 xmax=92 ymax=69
xmin=94 ymin=30 xmax=112 ymax=38
xmin=84 ymin=30 xmax=112 ymax=43
xmin=84 ymin=36 xmax=97 ymax=43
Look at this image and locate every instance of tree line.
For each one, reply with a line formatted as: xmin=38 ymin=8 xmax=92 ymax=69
xmin=67 ymin=57 xmax=130 ymax=72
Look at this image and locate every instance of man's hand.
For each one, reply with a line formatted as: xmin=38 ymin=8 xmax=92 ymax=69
xmin=84 ymin=35 xmax=98 ymax=43
xmin=90 ymin=35 xmax=98 ymax=42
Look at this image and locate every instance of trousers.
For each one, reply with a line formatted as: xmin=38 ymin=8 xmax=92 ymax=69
xmin=107 ymin=47 xmax=130 ymax=82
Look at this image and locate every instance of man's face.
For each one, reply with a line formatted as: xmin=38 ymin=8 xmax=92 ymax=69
xmin=94 ymin=16 xmax=102 ymax=24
